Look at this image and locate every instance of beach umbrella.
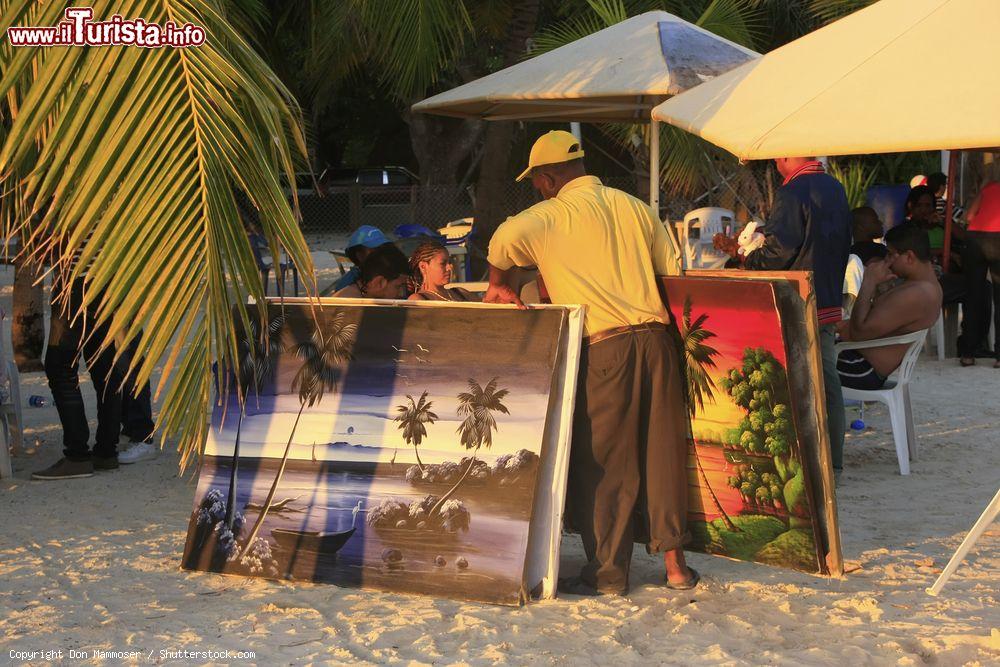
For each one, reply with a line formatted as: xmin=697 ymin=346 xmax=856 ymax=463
xmin=413 ymin=11 xmax=760 ymax=264
xmin=650 ymin=0 xmax=1000 ymax=267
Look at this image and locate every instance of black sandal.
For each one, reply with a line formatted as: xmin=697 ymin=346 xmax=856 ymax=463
xmin=664 ymin=567 xmax=700 ymax=590
xmin=960 ymin=357 xmax=976 ymax=367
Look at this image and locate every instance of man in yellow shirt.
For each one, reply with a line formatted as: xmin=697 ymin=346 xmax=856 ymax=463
xmin=485 ymin=131 xmax=697 ymax=595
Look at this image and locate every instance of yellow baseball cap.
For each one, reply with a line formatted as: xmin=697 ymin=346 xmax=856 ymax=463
xmin=516 ymin=130 xmax=585 ymax=182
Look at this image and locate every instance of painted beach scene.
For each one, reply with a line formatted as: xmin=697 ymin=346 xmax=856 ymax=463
xmin=181 ymin=301 xmax=567 ymax=605
xmin=661 ymin=277 xmax=825 ymax=574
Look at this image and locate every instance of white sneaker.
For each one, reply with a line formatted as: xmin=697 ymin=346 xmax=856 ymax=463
xmin=119 ymin=439 xmax=159 ymax=464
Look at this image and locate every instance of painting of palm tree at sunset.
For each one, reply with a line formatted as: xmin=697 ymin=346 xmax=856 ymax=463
xmin=662 ymin=276 xmax=827 ymax=574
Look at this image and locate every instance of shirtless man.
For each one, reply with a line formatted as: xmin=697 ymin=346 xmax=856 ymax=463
xmin=836 ymin=222 xmax=943 ymax=389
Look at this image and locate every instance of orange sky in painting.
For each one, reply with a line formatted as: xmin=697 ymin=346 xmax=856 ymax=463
xmin=663 ymin=278 xmax=788 ymax=432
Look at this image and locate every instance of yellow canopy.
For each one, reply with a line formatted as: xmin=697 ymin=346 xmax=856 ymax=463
xmin=651 ymin=0 xmax=1000 ymax=160
xmin=412 ymin=11 xmax=758 ymax=123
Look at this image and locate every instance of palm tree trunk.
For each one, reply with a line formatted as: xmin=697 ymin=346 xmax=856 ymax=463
xmin=413 ymin=446 xmax=425 ymax=472
xmin=466 ymin=0 xmax=541 ymax=277
xmin=429 ymin=447 xmax=479 ymax=518
xmin=238 ymin=401 xmax=306 ymax=559
xmin=224 ymin=407 xmax=245 ymax=530
xmin=691 ymin=438 xmax=739 ymax=532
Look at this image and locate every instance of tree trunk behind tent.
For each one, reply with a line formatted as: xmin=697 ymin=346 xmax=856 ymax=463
xmin=467 ymin=0 xmax=541 ymax=278
xmin=406 ymin=111 xmax=483 ymax=227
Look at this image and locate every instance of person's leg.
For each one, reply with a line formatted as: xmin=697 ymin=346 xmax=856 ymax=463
xmin=567 ymin=334 xmax=640 ymax=594
xmin=959 ymin=234 xmax=989 ymax=361
xmin=45 ymin=281 xmax=90 ymax=461
xmin=638 ymin=330 xmax=694 ymax=584
xmin=980 ymin=233 xmax=1000 ymax=363
xmin=819 ymin=325 xmax=846 ymax=471
xmin=836 ymin=350 xmax=886 ymax=390
xmin=80 ymin=304 xmax=124 ymax=461
xmin=120 ymin=338 xmax=154 ymax=442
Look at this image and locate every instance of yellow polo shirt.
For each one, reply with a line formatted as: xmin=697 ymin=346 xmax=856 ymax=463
xmin=488 ymin=175 xmax=680 ymax=335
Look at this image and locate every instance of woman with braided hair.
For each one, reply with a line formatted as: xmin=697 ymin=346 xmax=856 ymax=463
xmin=407 ymin=241 xmax=478 ymax=302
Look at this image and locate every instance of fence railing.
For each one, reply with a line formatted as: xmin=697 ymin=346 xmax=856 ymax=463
xmin=240 ymin=176 xmax=712 ymax=239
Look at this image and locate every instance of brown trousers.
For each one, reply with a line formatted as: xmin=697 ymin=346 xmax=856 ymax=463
xmin=568 ymin=328 xmax=689 ymax=593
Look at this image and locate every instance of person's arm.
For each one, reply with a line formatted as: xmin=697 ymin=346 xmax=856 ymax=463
xmin=965 ymin=189 xmax=984 ymax=224
xmin=835 ymin=317 xmax=852 ymax=341
xmin=744 ymin=189 xmax=805 ymax=271
xmin=848 ymin=260 xmax=919 ymax=340
xmin=483 ymin=264 xmax=525 ymax=308
xmin=650 ymin=205 xmax=681 ymax=276
xmin=482 ymin=212 xmax=544 ymax=308
xmin=842 ymin=255 xmax=863 ymax=316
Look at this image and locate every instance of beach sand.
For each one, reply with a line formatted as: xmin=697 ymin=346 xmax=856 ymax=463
xmin=0 ymin=258 xmax=997 ymax=665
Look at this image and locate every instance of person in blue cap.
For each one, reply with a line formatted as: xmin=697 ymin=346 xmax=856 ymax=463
xmin=328 ymin=226 xmax=393 ymax=294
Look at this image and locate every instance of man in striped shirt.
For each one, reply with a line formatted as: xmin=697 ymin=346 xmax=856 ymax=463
xmin=744 ymin=157 xmax=852 ymax=475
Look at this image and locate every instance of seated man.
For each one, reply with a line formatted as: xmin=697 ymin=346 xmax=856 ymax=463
xmin=332 ymin=244 xmax=410 ymax=300
xmin=850 ymin=206 xmax=888 ymax=265
xmin=836 ymin=223 xmax=943 ymax=389
xmin=326 ymin=225 xmax=394 ymax=294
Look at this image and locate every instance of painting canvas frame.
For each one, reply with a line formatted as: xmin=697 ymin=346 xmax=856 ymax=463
xmin=689 ymin=270 xmax=843 ymax=576
xmin=660 ymin=274 xmax=842 ymax=575
xmin=181 ymin=298 xmax=584 ymax=605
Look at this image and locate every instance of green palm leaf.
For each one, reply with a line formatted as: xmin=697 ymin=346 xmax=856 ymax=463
xmin=807 ymin=0 xmax=875 ymax=26
xmin=0 ymin=0 xmax=315 ymax=471
xmin=349 ymin=0 xmax=474 ymax=101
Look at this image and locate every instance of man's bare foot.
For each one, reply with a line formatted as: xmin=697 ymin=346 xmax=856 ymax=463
xmin=663 ymin=548 xmax=695 ymax=585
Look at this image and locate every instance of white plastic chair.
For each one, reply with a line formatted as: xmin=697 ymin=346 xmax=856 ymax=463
xmin=924 ymin=311 xmax=945 ymax=361
xmin=836 ymin=329 xmax=928 ymax=475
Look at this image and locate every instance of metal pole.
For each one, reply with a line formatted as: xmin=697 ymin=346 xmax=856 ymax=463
xmin=927 ymin=487 xmax=1000 ymax=596
xmin=943 ymin=150 xmax=959 ymax=272
xmin=650 ymin=118 xmax=660 ymax=215
xmin=650 ymin=118 xmax=683 ymax=274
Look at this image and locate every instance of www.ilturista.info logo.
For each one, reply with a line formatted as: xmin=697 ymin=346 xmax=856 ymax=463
xmin=6 ymin=7 xmax=206 ymax=48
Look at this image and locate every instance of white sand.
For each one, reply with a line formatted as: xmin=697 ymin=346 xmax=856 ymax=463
xmin=1 ymin=259 xmax=998 ymax=665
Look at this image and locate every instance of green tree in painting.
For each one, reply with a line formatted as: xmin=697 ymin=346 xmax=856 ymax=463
xmin=239 ymin=310 xmax=358 ymax=558
xmin=429 ymin=378 xmax=510 ymax=517
xmin=394 ymin=391 xmax=438 ymax=472
xmin=679 ymin=296 xmax=739 ymax=532
xmin=720 ymin=347 xmax=806 ymax=521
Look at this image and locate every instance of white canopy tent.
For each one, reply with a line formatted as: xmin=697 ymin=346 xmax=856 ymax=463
xmin=650 ymin=0 xmax=1000 ymax=160
xmin=413 ymin=11 xmax=759 ymax=266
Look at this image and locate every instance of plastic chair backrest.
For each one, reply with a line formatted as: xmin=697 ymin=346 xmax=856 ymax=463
xmin=835 ymin=328 xmax=928 ymax=386
xmin=894 ymin=330 xmax=927 ymax=386
xmin=682 ymin=207 xmax=735 ymax=244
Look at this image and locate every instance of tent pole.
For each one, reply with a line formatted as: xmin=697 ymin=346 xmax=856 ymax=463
xmin=649 ymin=118 xmax=683 ymax=273
xmin=650 ymin=118 xmax=660 ymax=214
xmin=943 ymin=150 xmax=959 ymax=272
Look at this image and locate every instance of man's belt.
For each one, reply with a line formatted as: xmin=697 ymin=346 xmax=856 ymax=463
xmin=584 ymin=321 xmax=668 ymax=346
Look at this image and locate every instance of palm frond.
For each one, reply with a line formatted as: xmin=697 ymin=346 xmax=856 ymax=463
xmin=529 ymin=0 xmax=622 ymax=56
xmin=350 ymin=0 xmax=474 ymax=100
xmin=0 ymin=0 xmax=314 ymax=471
xmin=807 ymin=0 xmax=875 ymax=26
xmin=694 ymin=0 xmax=762 ymax=50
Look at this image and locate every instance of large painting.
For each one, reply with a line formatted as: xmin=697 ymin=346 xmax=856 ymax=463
xmin=181 ymin=299 xmax=583 ymax=605
xmin=661 ymin=276 xmax=837 ymax=574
